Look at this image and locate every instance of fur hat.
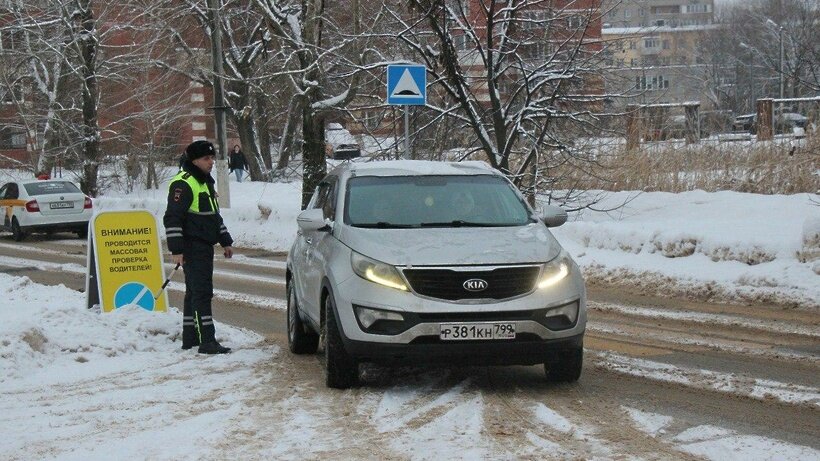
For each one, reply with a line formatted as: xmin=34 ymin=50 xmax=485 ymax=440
xmin=186 ymin=140 xmax=216 ymax=161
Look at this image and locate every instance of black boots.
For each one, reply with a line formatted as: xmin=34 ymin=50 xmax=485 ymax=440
xmin=197 ymin=341 xmax=231 ymax=354
xmin=182 ymin=325 xmax=198 ymax=350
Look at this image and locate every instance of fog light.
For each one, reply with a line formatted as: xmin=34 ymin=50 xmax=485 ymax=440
xmin=544 ymin=302 xmax=579 ymax=330
xmin=355 ymin=306 xmax=404 ymax=329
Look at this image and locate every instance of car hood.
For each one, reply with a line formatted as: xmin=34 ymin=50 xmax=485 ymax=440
xmin=337 ymin=223 xmax=561 ymax=266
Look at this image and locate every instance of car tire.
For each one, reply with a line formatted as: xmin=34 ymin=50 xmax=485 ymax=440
xmin=11 ymin=218 xmax=26 ymax=242
xmin=322 ymin=290 xmax=358 ymax=389
xmin=544 ymin=345 xmax=583 ymax=383
xmin=287 ymin=281 xmax=319 ymax=354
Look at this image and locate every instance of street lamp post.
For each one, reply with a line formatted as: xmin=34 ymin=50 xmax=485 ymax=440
xmin=765 ymin=19 xmax=786 ymax=133
xmin=739 ymin=42 xmax=755 ymax=113
xmin=764 ymin=19 xmax=785 ymax=99
xmin=769 ymin=19 xmax=786 ymax=99
xmin=207 ymin=0 xmax=231 ymax=208
xmin=778 ymin=26 xmax=784 ymax=99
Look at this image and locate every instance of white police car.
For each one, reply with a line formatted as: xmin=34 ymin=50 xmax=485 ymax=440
xmin=0 ymin=179 xmax=93 ymax=241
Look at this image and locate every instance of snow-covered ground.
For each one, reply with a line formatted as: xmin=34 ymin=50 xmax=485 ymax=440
xmin=87 ymin=170 xmax=820 ymax=308
xmin=558 ymin=190 xmax=819 ymax=307
xmin=1 ymin=167 xmax=817 ymax=459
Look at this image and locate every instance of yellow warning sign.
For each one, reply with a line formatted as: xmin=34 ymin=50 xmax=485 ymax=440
xmin=89 ymin=210 xmax=168 ymax=313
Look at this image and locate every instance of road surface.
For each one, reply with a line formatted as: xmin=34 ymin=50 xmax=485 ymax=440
xmin=1 ymin=233 xmax=817 ymax=458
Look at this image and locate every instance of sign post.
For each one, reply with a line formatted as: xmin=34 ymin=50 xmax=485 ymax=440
xmin=86 ymin=210 xmax=169 ymax=313
xmin=386 ymin=64 xmax=427 ymax=159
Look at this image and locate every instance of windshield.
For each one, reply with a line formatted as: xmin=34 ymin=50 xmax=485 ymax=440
xmin=344 ymin=175 xmax=534 ymax=228
xmin=24 ymin=181 xmax=80 ymax=196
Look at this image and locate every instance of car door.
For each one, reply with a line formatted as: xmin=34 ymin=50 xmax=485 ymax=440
xmin=291 ymin=184 xmax=322 ymax=310
xmin=300 ymin=177 xmax=338 ymax=324
xmin=0 ymin=183 xmax=19 ymax=229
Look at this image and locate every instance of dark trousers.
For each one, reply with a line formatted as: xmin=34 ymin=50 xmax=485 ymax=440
xmin=182 ymin=239 xmax=216 ymax=347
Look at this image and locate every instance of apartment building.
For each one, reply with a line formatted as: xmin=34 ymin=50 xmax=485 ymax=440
xmin=600 ymin=0 xmax=720 ymax=109
xmin=602 ymin=0 xmax=714 ymax=28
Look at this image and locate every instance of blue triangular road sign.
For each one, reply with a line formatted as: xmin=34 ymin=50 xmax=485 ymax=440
xmin=387 ymin=65 xmax=427 ymax=105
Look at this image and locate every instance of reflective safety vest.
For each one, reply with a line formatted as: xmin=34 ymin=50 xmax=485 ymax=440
xmin=164 ymin=168 xmax=231 ymax=251
xmin=169 ymin=171 xmax=219 ymax=215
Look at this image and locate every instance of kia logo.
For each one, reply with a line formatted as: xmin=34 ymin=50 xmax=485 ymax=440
xmin=463 ymin=278 xmax=488 ymax=292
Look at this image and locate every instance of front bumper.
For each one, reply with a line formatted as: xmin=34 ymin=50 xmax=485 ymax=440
xmin=342 ymin=331 xmax=583 ymax=366
xmin=329 ymin=260 xmax=587 ymax=365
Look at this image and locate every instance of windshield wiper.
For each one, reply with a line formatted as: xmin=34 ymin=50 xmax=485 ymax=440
xmin=353 ymin=222 xmax=415 ymax=229
xmin=419 ymin=220 xmax=499 ymax=227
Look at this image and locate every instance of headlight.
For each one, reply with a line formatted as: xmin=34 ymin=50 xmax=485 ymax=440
xmin=351 ymin=252 xmax=408 ymax=291
xmin=538 ymin=253 xmax=571 ymax=289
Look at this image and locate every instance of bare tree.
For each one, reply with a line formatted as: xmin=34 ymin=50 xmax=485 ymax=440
xmin=394 ymin=0 xmax=614 ymax=205
xmin=253 ymin=0 xmax=366 ymax=208
xmin=166 ymin=0 xmax=276 ymax=181
xmin=1 ymin=0 xmax=194 ymax=196
xmin=728 ymin=0 xmax=820 ymax=99
xmin=1 ymin=2 xmax=78 ymax=176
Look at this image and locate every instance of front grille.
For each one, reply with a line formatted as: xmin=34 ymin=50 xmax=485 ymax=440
xmin=416 ymin=310 xmax=532 ymax=322
xmin=402 ymin=265 xmax=540 ymax=301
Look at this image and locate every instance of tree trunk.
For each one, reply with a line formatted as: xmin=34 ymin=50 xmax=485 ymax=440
xmin=301 ymin=108 xmax=326 ymax=209
xmin=145 ymin=160 xmax=158 ymax=190
xmin=276 ymin=98 xmax=300 ymax=171
xmin=78 ymin=1 xmax=101 ymax=197
xmin=255 ymin=92 xmax=273 ymax=174
xmin=38 ymin=50 xmax=71 ymax=178
xmin=235 ymin=115 xmax=264 ymax=181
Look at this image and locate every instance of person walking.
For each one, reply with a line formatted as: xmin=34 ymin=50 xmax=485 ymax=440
xmin=229 ymin=144 xmax=248 ymax=182
xmin=164 ymin=140 xmax=234 ymax=354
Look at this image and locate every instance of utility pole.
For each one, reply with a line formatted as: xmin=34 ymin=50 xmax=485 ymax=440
xmin=778 ymin=25 xmax=784 ymax=100
xmin=779 ymin=0 xmax=785 ymax=100
xmin=207 ymin=0 xmax=231 ymax=208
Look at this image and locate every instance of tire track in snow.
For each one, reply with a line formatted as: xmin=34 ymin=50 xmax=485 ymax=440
xmin=589 ymin=300 xmax=820 ymax=338
xmin=592 ymin=351 xmax=820 ymax=408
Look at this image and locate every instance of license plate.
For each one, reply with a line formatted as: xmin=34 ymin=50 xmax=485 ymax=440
xmin=49 ymin=202 xmax=74 ymax=209
xmin=439 ymin=322 xmax=516 ymax=341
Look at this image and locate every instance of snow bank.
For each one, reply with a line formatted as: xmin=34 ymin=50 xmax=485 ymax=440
xmin=88 ymin=174 xmax=817 ymax=308
xmin=0 ymin=273 xmax=273 ymax=459
xmin=553 ymin=190 xmax=820 ymax=307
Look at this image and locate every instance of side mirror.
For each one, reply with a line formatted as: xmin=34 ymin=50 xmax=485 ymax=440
xmin=297 ymin=208 xmax=329 ymax=232
xmin=540 ymin=204 xmax=568 ymax=228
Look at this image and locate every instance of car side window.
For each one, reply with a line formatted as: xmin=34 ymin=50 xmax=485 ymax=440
xmin=6 ymin=183 xmax=18 ymax=199
xmin=312 ymin=177 xmax=338 ymax=221
xmin=323 ymin=178 xmax=338 ymax=221
xmin=0 ymin=185 xmax=7 ymax=200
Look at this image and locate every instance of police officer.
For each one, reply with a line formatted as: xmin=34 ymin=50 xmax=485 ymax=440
xmin=164 ymin=140 xmax=233 ymax=354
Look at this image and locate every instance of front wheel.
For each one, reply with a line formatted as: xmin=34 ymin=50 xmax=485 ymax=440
xmin=11 ymin=218 xmax=26 ymax=242
xmin=287 ymin=281 xmax=318 ymax=354
xmin=544 ymin=345 xmax=583 ymax=383
xmin=322 ymin=290 xmax=358 ymax=389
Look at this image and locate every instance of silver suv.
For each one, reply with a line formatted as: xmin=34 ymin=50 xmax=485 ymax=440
xmin=286 ymin=160 xmax=586 ymax=388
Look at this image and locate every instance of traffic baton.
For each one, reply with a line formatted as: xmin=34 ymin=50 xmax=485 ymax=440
xmin=154 ymin=262 xmax=181 ymax=300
